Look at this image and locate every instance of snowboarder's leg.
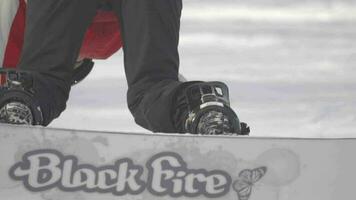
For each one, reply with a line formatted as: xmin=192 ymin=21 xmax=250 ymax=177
xmin=0 ymin=0 xmax=99 ymax=125
xmin=112 ymin=0 xmax=248 ymax=135
xmin=111 ymin=0 xmax=184 ymax=132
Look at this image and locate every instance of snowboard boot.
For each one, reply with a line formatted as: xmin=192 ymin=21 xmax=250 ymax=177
xmin=0 ymin=70 xmax=43 ymax=125
xmin=183 ymin=82 xmax=250 ymax=135
xmin=71 ymin=59 xmax=94 ymax=86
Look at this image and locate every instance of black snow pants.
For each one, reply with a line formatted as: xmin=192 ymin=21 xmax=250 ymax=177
xmin=17 ymin=0 xmax=188 ymax=133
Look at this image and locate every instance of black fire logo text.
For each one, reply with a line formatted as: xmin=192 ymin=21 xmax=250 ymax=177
xmin=9 ymin=150 xmax=232 ymax=198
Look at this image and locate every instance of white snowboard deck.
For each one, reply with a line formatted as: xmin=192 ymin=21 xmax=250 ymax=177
xmin=1 ymin=125 xmax=356 ymax=200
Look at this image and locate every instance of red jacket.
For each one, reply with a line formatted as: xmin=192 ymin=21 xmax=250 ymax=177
xmin=1 ymin=0 xmax=123 ymax=69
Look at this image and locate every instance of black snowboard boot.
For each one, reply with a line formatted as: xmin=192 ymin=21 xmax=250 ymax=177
xmin=182 ymin=82 xmax=249 ymax=135
xmin=0 ymin=70 xmax=43 ymax=125
xmin=71 ymin=59 xmax=94 ymax=86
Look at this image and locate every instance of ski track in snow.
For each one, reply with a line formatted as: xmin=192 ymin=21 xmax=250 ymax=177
xmin=50 ymin=1 xmax=356 ymax=138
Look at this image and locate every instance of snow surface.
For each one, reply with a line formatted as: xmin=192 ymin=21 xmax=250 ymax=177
xmin=50 ymin=0 xmax=356 ymax=138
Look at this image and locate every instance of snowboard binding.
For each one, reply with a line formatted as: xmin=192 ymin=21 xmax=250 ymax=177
xmin=184 ymin=82 xmax=250 ymax=135
xmin=0 ymin=69 xmax=43 ymax=125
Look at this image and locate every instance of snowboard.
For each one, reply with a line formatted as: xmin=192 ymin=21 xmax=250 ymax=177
xmin=0 ymin=124 xmax=355 ymax=200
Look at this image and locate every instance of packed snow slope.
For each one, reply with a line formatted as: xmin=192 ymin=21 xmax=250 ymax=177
xmin=50 ymin=0 xmax=356 ymax=138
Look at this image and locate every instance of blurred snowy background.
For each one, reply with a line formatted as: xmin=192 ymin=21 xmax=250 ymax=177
xmin=51 ymin=0 xmax=356 ymax=138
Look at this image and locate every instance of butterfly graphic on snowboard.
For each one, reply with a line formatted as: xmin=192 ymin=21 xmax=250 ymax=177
xmin=232 ymin=167 xmax=267 ymax=200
